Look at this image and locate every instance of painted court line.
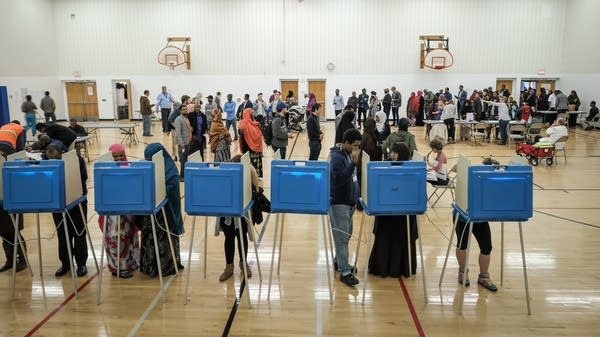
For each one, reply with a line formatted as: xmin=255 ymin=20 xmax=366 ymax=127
xmin=127 ymin=275 xmax=176 ymax=337
xmin=398 ymin=277 xmax=426 ymax=337
xmin=25 ymin=272 xmax=99 ymax=337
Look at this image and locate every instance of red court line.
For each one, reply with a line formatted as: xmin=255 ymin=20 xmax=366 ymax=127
xmin=24 ymin=272 xmax=98 ymax=337
xmin=398 ymin=277 xmax=426 ymax=337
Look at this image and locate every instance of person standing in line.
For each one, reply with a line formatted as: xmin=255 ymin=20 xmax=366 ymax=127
xmin=204 ymin=95 xmax=217 ymax=132
xmin=333 ymin=89 xmax=345 ymax=117
xmin=382 ymin=88 xmax=392 ymax=121
xmin=215 ymin=92 xmax=222 ymax=109
xmin=47 ymin=144 xmax=89 ymax=278
xmin=482 ymin=96 xmax=510 ymax=145
xmin=329 ymin=128 xmax=362 ymax=287
xmin=547 ymin=90 xmax=556 ymax=111
xmin=140 ymin=90 xmax=155 ymax=136
xmin=21 ymin=95 xmax=37 ymax=137
xmin=440 ymin=99 xmax=458 ymax=143
xmin=307 ymin=103 xmax=323 ymax=160
xmin=357 ymin=88 xmax=369 ymax=129
xmin=156 ymin=86 xmax=175 ymax=134
xmin=271 ymin=102 xmax=291 ymax=159
xmin=391 ymin=86 xmax=402 ymax=127
xmin=209 ymin=108 xmax=232 ymax=162
xmin=223 ymin=94 xmax=238 ymax=141
xmin=40 ymin=91 xmax=56 ymax=125
xmin=174 ymin=105 xmax=192 ymax=181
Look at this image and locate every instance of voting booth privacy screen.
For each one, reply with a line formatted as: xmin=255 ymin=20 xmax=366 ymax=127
xmin=467 ymin=164 xmax=533 ymax=221
xmin=184 ymin=162 xmax=246 ymax=216
xmin=271 ymin=160 xmax=329 ymax=214
xmin=94 ymin=161 xmax=156 ymax=214
xmin=3 ymin=160 xmax=66 ymax=212
xmin=363 ymin=160 xmax=427 ymax=215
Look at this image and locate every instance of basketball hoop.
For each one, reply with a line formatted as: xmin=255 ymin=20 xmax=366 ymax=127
xmin=419 ymin=35 xmax=454 ymax=70
xmin=157 ymin=37 xmax=191 ymax=70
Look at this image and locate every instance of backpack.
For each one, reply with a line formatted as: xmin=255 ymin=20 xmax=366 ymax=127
xmin=263 ymin=120 xmax=273 ymax=146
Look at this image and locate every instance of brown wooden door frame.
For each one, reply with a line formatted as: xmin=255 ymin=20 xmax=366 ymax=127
xmin=280 ymin=79 xmax=299 ymax=106
xmin=112 ymin=79 xmax=132 ymax=120
xmin=496 ymin=79 xmax=514 ymax=97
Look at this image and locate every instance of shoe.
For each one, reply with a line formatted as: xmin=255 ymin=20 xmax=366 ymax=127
xmin=143 ymin=134 xmax=154 ymax=137
xmin=179 ymin=177 xmax=184 ymax=182
xmin=112 ymin=270 xmax=133 ymax=278
xmin=76 ymin=265 xmax=88 ymax=277
xmin=458 ymin=269 xmax=470 ymax=287
xmin=0 ymin=262 xmax=12 ymax=272
xmin=177 ymin=262 xmax=185 ymax=270
xmin=478 ymin=274 xmax=498 ymax=292
xmin=239 ymin=262 xmax=252 ymax=279
xmin=340 ymin=273 xmax=359 ymax=287
xmin=15 ymin=259 xmax=27 ymax=273
xmin=55 ymin=265 xmax=71 ymax=277
xmin=219 ymin=264 xmax=234 ymax=282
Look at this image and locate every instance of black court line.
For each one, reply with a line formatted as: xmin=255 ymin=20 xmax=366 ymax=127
xmin=222 ymin=279 xmax=246 ymax=337
xmin=534 ymin=210 xmax=600 ymax=229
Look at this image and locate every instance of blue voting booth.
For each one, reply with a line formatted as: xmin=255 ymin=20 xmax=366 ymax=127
xmin=267 ymin=160 xmax=333 ymax=303
xmin=2 ymin=151 xmax=98 ymax=301
xmin=357 ymin=155 xmax=428 ymax=304
xmin=440 ymin=155 xmax=533 ymax=315
xmin=182 ymin=155 xmax=257 ymax=306
xmin=93 ymin=151 xmax=177 ymax=304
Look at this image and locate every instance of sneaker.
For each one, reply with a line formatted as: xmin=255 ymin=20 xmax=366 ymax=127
xmin=458 ymin=270 xmax=470 ymax=287
xmin=55 ymin=265 xmax=71 ymax=277
xmin=478 ymin=276 xmax=498 ymax=292
xmin=340 ymin=273 xmax=359 ymax=287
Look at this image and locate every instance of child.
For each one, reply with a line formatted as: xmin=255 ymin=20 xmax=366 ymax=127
xmin=427 ymin=139 xmax=448 ymax=185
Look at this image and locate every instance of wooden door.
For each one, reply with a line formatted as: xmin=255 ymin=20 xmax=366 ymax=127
xmin=65 ymin=81 xmax=99 ymax=121
xmin=537 ymin=80 xmax=555 ymax=96
xmin=496 ymin=79 xmax=513 ymax=96
xmin=280 ymin=79 xmax=299 ymax=106
xmin=308 ymin=79 xmax=326 ymax=118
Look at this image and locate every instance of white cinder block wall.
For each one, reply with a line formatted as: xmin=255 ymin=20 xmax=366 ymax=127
xmin=1 ymin=0 xmax=598 ymax=121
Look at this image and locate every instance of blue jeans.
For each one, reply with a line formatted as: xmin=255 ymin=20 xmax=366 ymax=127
xmin=329 ymin=204 xmax=355 ymax=275
xmin=142 ymin=114 xmax=152 ymax=135
xmin=499 ymin=119 xmax=509 ymax=144
xmin=25 ymin=113 xmax=36 ymax=136
xmin=226 ymin=119 xmax=237 ymax=140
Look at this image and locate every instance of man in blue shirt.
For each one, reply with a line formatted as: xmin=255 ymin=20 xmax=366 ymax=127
xmin=156 ymin=86 xmax=175 ymax=133
xmin=223 ymin=94 xmax=237 ymax=140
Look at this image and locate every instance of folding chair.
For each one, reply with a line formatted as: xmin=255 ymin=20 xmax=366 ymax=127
xmin=508 ymin=124 xmax=527 ymax=145
xmin=428 ymin=164 xmax=457 ymax=207
xmin=470 ymin=122 xmax=487 ymax=145
xmin=553 ymin=135 xmax=568 ymax=164
xmin=526 ymin=123 xmax=545 ymax=142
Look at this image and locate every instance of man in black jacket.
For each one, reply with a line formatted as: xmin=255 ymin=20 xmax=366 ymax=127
xmin=382 ymin=88 xmax=392 ymax=120
xmin=307 ymin=103 xmax=323 ymax=160
xmin=329 ymin=128 xmax=362 ymax=287
xmin=36 ymin=122 xmax=77 ymax=149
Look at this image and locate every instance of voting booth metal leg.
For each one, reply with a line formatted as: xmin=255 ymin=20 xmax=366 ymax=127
xmin=97 ymin=213 xmax=109 ymax=305
xmin=500 ymin=221 xmax=505 ymax=286
xmin=36 ymin=213 xmax=43 ymax=277
xmin=406 ymin=215 xmax=412 ymax=279
xmin=518 ymin=221 xmax=531 ymax=315
xmin=458 ymin=220 xmax=474 ymax=315
xmin=203 ymin=216 xmax=208 ymax=279
xmin=277 ymin=214 xmax=285 ymax=275
xmin=116 ymin=215 xmax=121 ymax=279
xmin=161 ymin=207 xmax=179 ymax=277
xmin=439 ymin=212 xmax=459 ymax=286
xmin=352 ymin=211 xmax=365 ymax=274
xmin=10 ymin=214 xmax=32 ymax=300
xmin=267 ymin=213 xmax=281 ymax=301
xmin=326 ymin=215 xmax=335 ymax=272
xmin=235 ymin=217 xmax=252 ymax=307
xmin=320 ymin=214 xmax=333 ymax=304
xmin=150 ymin=214 xmax=164 ymax=289
xmin=79 ymin=204 xmax=99 ymax=274
xmin=184 ymin=216 xmax=197 ymax=305
xmin=361 ymin=215 xmax=375 ymax=305
xmin=62 ymin=212 xmax=79 ymax=299
xmin=416 ymin=216 xmax=428 ymax=303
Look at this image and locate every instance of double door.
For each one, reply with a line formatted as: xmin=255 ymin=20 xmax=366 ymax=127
xmin=65 ymin=81 xmax=99 ymax=121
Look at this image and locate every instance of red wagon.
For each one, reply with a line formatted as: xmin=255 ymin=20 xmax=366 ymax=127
xmin=515 ymin=141 xmax=556 ymax=166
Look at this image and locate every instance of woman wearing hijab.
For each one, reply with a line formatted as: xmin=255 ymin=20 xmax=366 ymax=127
xmin=368 ymin=142 xmax=418 ymax=278
xmin=139 ymin=143 xmax=184 ymax=277
xmin=334 ymin=108 xmax=356 ymax=144
xmin=416 ymin=90 xmax=425 ymax=126
xmin=306 ymin=93 xmax=317 ymax=116
xmin=98 ymin=144 xmax=140 ymax=278
xmin=209 ymin=107 xmax=232 ymax=162
xmin=238 ymin=108 xmax=264 ymax=177
xmin=375 ymin=111 xmax=390 ymax=143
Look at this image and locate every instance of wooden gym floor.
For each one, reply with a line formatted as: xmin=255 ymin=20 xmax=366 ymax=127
xmin=1 ymin=120 xmax=599 ymax=337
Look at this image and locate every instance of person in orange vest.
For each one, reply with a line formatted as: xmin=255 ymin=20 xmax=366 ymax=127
xmin=0 ymin=120 xmax=26 ymax=157
xmin=0 ymin=121 xmax=28 ymax=273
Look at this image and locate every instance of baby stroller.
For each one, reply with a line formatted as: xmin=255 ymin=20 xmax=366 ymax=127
xmin=288 ymin=105 xmax=306 ymax=132
xmin=515 ymin=141 xmax=555 ymax=166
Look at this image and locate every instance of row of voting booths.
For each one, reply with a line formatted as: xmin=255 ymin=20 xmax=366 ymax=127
xmin=1 ymin=148 xmax=532 ymax=315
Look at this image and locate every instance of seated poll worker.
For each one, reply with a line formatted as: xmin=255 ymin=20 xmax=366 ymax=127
xmin=97 ymin=144 xmax=140 ymax=278
xmin=46 ymin=144 xmax=89 ymax=277
xmin=0 ymin=120 xmax=26 ymax=156
xmin=369 ymin=142 xmax=418 ymax=278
